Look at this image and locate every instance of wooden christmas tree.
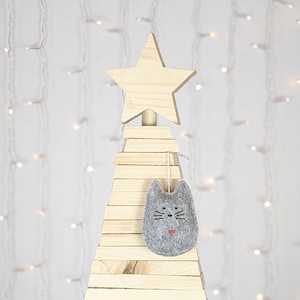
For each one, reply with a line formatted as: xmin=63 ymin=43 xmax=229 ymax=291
xmin=85 ymin=33 xmax=207 ymax=300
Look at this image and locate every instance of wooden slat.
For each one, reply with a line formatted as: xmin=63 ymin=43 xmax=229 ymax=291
xmin=85 ymin=287 xmax=206 ymax=300
xmin=95 ymin=246 xmax=199 ymax=261
xmin=123 ymin=139 xmax=179 ymax=153
xmin=114 ymin=165 xmax=182 ymax=179
xmin=112 ymin=179 xmax=180 ymax=192
xmin=123 ymin=126 xmax=172 ymax=139
xmin=88 ymin=274 xmax=203 ymax=290
xmin=102 ymin=220 xmax=142 ymax=234
xmin=115 ymin=152 xmax=178 ymax=166
xmin=104 ymin=206 xmax=144 ymax=220
xmin=110 ymin=191 xmax=147 ymax=205
xmin=90 ymin=260 xmax=202 ymax=276
xmin=100 ymin=233 xmax=145 ymax=246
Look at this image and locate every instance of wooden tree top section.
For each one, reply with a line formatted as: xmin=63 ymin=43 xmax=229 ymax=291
xmin=107 ymin=33 xmax=196 ymax=125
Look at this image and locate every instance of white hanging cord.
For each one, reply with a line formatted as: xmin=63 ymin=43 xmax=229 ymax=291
xmin=167 ymin=152 xmax=171 ymax=194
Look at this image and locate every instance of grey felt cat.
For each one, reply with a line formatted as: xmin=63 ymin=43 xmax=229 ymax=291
xmin=142 ymin=179 xmax=198 ymax=256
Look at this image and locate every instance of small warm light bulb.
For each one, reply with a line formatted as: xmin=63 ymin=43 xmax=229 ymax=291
xmin=288 ymin=3 xmax=293 ymax=8
xmin=246 ymin=15 xmax=252 ymax=21
xmin=297 ymin=20 xmax=300 ymax=25
xmin=253 ymin=249 xmax=262 ymax=255
xmin=38 ymin=209 xmax=46 ymax=216
xmin=264 ymin=201 xmax=271 ymax=208
xmin=213 ymin=289 xmax=220 ymax=295
xmin=28 ymin=265 xmax=35 ymax=271
xmin=296 ymin=79 xmax=300 ymax=84
xmin=0 ymin=216 xmax=5 ymax=221
xmin=96 ymin=20 xmax=102 ymax=25
xmin=8 ymin=107 xmax=14 ymax=115
xmin=4 ymin=47 xmax=9 ymax=52
xmin=16 ymin=162 xmax=23 ymax=168
xmin=86 ymin=165 xmax=94 ymax=172
xmin=73 ymin=123 xmax=81 ymax=131
xmin=136 ymin=17 xmax=142 ymax=21
xmin=250 ymin=145 xmax=257 ymax=152
xmin=195 ymin=83 xmax=202 ymax=90
xmin=252 ymin=43 xmax=259 ymax=49
xmin=221 ymin=66 xmax=228 ymax=73
xmin=257 ymin=293 xmax=265 ymax=300
xmin=284 ymin=97 xmax=291 ymax=102
xmin=206 ymin=177 xmax=216 ymax=184
xmin=66 ymin=278 xmax=72 ymax=283
xmin=181 ymin=132 xmax=193 ymax=138
xmin=209 ymin=32 xmax=216 ymax=38
xmin=70 ymin=223 xmax=77 ymax=229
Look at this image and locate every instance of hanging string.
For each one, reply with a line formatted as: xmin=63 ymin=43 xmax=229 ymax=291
xmin=167 ymin=152 xmax=171 ymax=194
xmin=4 ymin=0 xmax=17 ymax=298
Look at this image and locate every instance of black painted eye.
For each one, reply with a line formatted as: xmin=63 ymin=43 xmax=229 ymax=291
xmin=175 ymin=207 xmax=178 ymax=210
xmin=162 ymin=207 xmax=166 ymax=210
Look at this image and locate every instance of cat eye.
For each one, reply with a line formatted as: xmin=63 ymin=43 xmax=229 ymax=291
xmin=175 ymin=207 xmax=178 ymax=210
xmin=162 ymin=207 xmax=166 ymax=210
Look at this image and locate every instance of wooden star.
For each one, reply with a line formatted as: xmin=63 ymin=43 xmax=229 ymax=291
xmin=107 ymin=33 xmax=196 ymax=125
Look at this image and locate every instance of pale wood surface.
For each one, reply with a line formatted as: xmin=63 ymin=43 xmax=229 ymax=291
xmin=100 ymin=233 xmax=145 ymax=246
xmin=102 ymin=220 xmax=142 ymax=234
xmin=88 ymin=274 xmax=203 ymax=290
xmin=114 ymin=165 xmax=182 ymax=179
xmin=142 ymin=110 xmax=157 ymax=125
xmin=104 ymin=205 xmax=144 ymax=220
xmin=95 ymin=246 xmax=199 ymax=261
xmin=123 ymin=138 xmax=179 ymax=152
xmin=115 ymin=152 xmax=178 ymax=165
xmin=123 ymin=126 xmax=172 ymax=139
xmin=90 ymin=259 xmax=202 ymax=276
xmin=112 ymin=178 xmax=180 ymax=192
xmin=107 ymin=33 xmax=195 ymax=125
xmin=85 ymin=288 xmax=206 ymax=300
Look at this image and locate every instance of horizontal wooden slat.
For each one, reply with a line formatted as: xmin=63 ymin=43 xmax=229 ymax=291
xmin=110 ymin=191 xmax=147 ymax=205
xmin=88 ymin=274 xmax=203 ymax=290
xmin=102 ymin=220 xmax=142 ymax=234
xmin=100 ymin=233 xmax=145 ymax=246
xmin=123 ymin=126 xmax=172 ymax=139
xmin=112 ymin=179 xmax=180 ymax=192
xmin=114 ymin=165 xmax=182 ymax=179
xmin=90 ymin=259 xmax=202 ymax=276
xmin=123 ymin=139 xmax=179 ymax=153
xmin=95 ymin=246 xmax=199 ymax=261
xmin=115 ymin=152 xmax=178 ymax=166
xmin=85 ymin=287 xmax=207 ymax=300
xmin=104 ymin=206 xmax=144 ymax=220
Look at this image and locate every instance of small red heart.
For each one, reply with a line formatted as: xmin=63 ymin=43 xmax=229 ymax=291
xmin=168 ymin=230 xmax=175 ymax=236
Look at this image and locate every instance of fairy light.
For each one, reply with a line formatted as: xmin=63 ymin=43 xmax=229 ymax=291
xmin=181 ymin=131 xmax=193 ymax=138
xmin=275 ymin=0 xmax=294 ymax=8
xmin=8 ymin=107 xmax=14 ymax=115
xmin=249 ymin=145 xmax=267 ymax=153
xmin=233 ymin=119 xmax=250 ymax=126
xmin=136 ymin=17 xmax=151 ymax=23
xmin=4 ymin=47 xmax=9 ymax=52
xmin=236 ymin=13 xmax=253 ymax=21
xmin=264 ymin=200 xmax=271 ymax=208
xmin=86 ymin=165 xmax=94 ymax=172
xmin=67 ymin=68 xmax=84 ymax=75
xmin=27 ymin=100 xmax=42 ymax=106
xmin=212 ymin=289 xmax=220 ymax=295
xmin=273 ymin=96 xmax=291 ymax=103
xmin=195 ymin=83 xmax=202 ymax=90
xmin=73 ymin=118 xmax=87 ymax=131
xmin=251 ymin=43 xmax=267 ymax=50
xmin=25 ymin=45 xmax=41 ymax=50
xmin=199 ymin=31 xmax=216 ymax=38
xmin=257 ymin=293 xmax=265 ymax=300
xmin=15 ymin=161 xmax=23 ymax=168
xmin=253 ymin=249 xmax=262 ymax=256
xmin=220 ymin=66 xmax=228 ymax=73
xmin=0 ymin=215 xmax=6 ymax=221
xmin=105 ymin=81 xmax=117 ymax=88
xmin=296 ymin=79 xmax=300 ymax=84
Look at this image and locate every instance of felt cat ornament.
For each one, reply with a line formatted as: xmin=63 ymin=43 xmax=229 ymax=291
xmin=142 ymin=179 xmax=198 ymax=256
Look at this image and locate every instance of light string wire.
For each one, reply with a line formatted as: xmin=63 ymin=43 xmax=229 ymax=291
xmin=188 ymin=0 xmax=203 ymax=194
xmin=33 ymin=0 xmax=49 ymax=298
xmin=214 ymin=0 xmax=239 ymax=298
xmin=258 ymin=0 xmax=278 ymax=298
xmin=3 ymin=0 xmax=17 ymax=298
xmin=69 ymin=0 xmax=91 ymax=295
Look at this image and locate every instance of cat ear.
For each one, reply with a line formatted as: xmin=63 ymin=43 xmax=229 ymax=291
xmin=148 ymin=179 xmax=165 ymax=197
xmin=174 ymin=180 xmax=190 ymax=194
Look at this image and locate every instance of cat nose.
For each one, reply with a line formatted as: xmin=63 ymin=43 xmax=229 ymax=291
xmin=168 ymin=214 xmax=172 ymax=217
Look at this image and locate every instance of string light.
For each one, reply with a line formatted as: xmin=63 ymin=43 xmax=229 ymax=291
xmin=136 ymin=17 xmax=151 ymax=23
xmin=27 ymin=100 xmax=42 ymax=106
xmin=249 ymin=145 xmax=267 ymax=153
xmin=181 ymin=131 xmax=193 ymax=138
xmin=25 ymin=45 xmax=41 ymax=50
xmin=0 ymin=215 xmax=7 ymax=221
xmin=199 ymin=31 xmax=216 ymax=38
xmin=212 ymin=289 xmax=220 ymax=295
xmin=296 ymin=79 xmax=300 ymax=84
xmin=220 ymin=66 xmax=228 ymax=73
xmin=195 ymin=83 xmax=202 ymax=90
xmin=15 ymin=161 xmax=23 ymax=168
xmin=67 ymin=68 xmax=84 ymax=75
xmin=3 ymin=47 xmax=10 ymax=52
xmin=253 ymin=249 xmax=262 ymax=256
xmin=257 ymin=293 xmax=265 ymax=300
xmin=275 ymin=0 xmax=294 ymax=8
xmin=251 ymin=43 xmax=267 ymax=50
xmin=86 ymin=165 xmax=94 ymax=172
xmin=8 ymin=107 xmax=14 ymax=115
xmin=73 ymin=118 xmax=87 ymax=131
xmin=105 ymin=81 xmax=117 ymax=88
xmin=236 ymin=13 xmax=252 ymax=21
xmin=297 ymin=20 xmax=300 ymax=25
xmin=273 ymin=96 xmax=291 ymax=103
xmin=86 ymin=19 xmax=102 ymax=25
xmin=233 ymin=119 xmax=250 ymax=126
xmin=37 ymin=209 xmax=46 ymax=216
xmin=264 ymin=200 xmax=271 ymax=208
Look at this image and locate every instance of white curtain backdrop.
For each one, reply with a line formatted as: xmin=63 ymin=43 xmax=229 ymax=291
xmin=1 ymin=0 xmax=300 ymax=299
